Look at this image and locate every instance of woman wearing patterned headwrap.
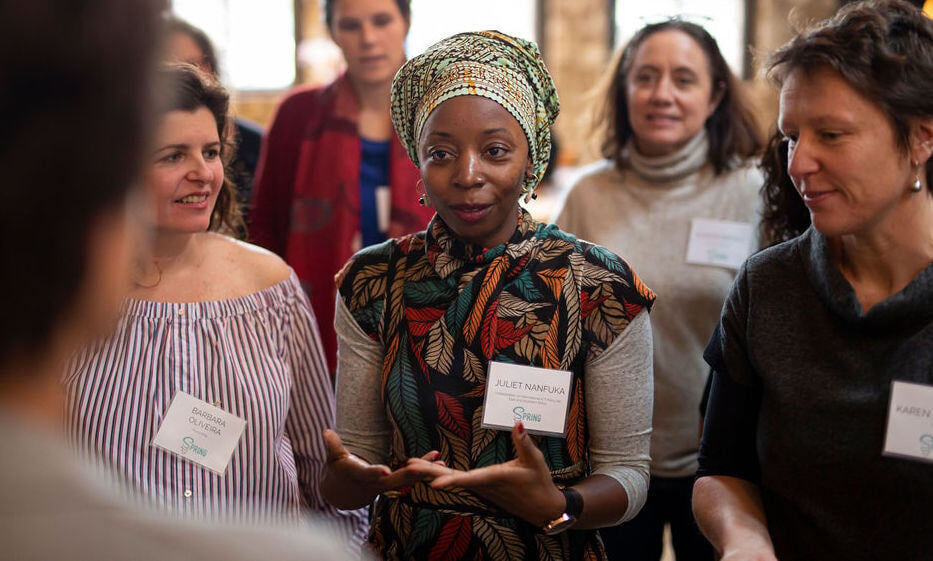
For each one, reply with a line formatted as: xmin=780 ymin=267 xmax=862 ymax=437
xmin=322 ymin=31 xmax=656 ymax=560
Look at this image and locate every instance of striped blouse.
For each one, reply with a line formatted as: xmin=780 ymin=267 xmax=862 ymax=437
xmin=62 ymin=272 xmax=366 ymax=548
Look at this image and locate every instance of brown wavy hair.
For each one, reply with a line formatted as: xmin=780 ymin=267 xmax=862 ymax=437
xmin=767 ymin=0 xmax=933 ymax=191
xmin=595 ymin=19 xmax=763 ymax=174
xmin=159 ymin=63 xmax=244 ymax=238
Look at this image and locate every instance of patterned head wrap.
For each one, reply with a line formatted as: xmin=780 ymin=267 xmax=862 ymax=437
xmin=391 ymin=30 xmax=560 ymax=194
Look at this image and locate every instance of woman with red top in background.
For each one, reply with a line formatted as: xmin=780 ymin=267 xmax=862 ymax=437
xmin=250 ymin=0 xmax=433 ymax=373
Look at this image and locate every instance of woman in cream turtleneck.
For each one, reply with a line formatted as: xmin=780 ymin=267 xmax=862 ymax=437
xmin=554 ymin=20 xmax=763 ymax=561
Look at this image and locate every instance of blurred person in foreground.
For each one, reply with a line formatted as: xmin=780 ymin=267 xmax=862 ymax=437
xmin=0 ymin=1 xmax=346 ymax=558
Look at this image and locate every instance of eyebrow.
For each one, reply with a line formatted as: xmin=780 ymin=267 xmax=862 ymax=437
xmin=153 ymin=141 xmax=220 ymax=154
xmin=633 ymin=64 xmax=699 ymax=75
xmin=425 ymin=128 xmax=514 ymax=138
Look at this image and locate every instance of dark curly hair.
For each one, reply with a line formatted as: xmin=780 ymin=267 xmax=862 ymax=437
xmin=159 ymin=64 xmax=244 ymax=238
xmin=595 ymin=19 xmax=763 ymax=174
xmin=767 ymin=0 xmax=933 ymax=189
xmin=758 ymin=130 xmax=811 ymax=246
xmin=323 ymin=0 xmax=411 ymax=29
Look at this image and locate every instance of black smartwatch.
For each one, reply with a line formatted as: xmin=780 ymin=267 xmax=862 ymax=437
xmin=541 ymin=486 xmax=584 ymax=535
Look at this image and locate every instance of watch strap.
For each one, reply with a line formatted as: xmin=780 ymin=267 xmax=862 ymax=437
xmin=561 ymin=486 xmax=584 ymax=518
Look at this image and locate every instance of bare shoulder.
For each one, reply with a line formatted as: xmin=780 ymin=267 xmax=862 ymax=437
xmin=203 ymin=233 xmax=292 ymax=291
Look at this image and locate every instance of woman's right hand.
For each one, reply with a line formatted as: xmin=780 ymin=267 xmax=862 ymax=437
xmin=321 ymin=429 xmax=442 ymax=510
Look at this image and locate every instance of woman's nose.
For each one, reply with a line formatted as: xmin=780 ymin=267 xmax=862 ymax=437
xmin=787 ymin=137 xmax=818 ymax=181
xmin=186 ymin=156 xmax=214 ymax=184
xmin=453 ymin=152 xmax=484 ymax=188
xmin=649 ymin=75 xmax=674 ymax=104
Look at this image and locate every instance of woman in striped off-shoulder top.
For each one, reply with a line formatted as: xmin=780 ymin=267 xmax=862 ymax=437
xmin=62 ymin=64 xmax=367 ymax=551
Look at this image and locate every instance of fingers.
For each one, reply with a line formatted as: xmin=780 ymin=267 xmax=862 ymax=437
xmin=510 ymin=422 xmax=540 ymax=465
xmin=323 ymin=429 xmax=391 ymax=477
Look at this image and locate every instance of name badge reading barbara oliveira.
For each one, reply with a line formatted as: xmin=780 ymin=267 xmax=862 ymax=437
xmin=481 ymin=361 xmax=573 ymax=438
xmin=152 ymin=391 xmax=247 ymax=475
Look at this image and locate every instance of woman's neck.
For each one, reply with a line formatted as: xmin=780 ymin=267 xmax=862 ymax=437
xmin=351 ymin=74 xmax=392 ymax=112
xmin=832 ymin=193 xmax=933 ymax=311
xmin=133 ymin=231 xmax=203 ymax=293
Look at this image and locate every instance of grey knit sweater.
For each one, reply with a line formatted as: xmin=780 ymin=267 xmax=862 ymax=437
xmin=555 ymin=132 xmax=762 ymax=477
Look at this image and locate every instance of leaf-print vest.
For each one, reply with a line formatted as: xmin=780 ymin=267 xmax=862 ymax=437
xmin=336 ymin=209 xmax=655 ymax=560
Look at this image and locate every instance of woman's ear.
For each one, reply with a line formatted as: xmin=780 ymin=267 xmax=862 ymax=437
xmin=911 ymin=116 xmax=933 ymax=165
xmin=707 ymin=82 xmax=726 ymax=119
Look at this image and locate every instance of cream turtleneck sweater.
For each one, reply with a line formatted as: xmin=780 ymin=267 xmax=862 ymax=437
xmin=554 ymin=131 xmax=762 ymax=478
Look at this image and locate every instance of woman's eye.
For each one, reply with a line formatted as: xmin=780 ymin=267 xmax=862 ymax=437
xmin=161 ymin=152 xmax=182 ymax=164
xmin=430 ymin=150 xmax=449 ymax=160
xmin=634 ymin=74 xmax=653 ymax=85
xmin=337 ymin=20 xmax=360 ymax=32
xmin=487 ymin=146 xmax=508 ymax=157
xmin=820 ymin=131 xmax=842 ymax=141
xmin=373 ymin=14 xmax=393 ymax=27
xmin=204 ymin=148 xmax=221 ymax=160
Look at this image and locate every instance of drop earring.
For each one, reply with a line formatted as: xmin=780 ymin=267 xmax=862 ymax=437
xmin=910 ymin=161 xmax=923 ymax=192
xmin=417 ymin=179 xmax=427 ymax=205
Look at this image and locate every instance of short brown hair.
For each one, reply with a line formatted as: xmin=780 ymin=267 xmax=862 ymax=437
xmin=767 ymin=0 xmax=933 ymax=191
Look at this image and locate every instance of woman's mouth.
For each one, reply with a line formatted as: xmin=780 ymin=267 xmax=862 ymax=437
xmin=450 ymin=204 xmax=492 ymax=224
xmin=175 ymin=193 xmax=210 ymax=207
xmin=800 ymin=190 xmax=835 ymax=207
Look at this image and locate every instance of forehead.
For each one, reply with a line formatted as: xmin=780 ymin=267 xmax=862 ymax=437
xmin=156 ymin=107 xmax=219 ymax=142
xmin=629 ymin=29 xmax=710 ymax=74
xmin=421 ymin=96 xmax=525 ymax=140
xmin=778 ymin=67 xmax=877 ymax=127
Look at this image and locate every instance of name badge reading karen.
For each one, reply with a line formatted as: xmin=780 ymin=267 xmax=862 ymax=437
xmin=482 ymin=361 xmax=573 ymax=438
xmin=152 ymin=391 xmax=247 ymax=475
xmin=685 ymin=218 xmax=755 ymax=270
xmin=883 ymin=381 xmax=933 ymax=463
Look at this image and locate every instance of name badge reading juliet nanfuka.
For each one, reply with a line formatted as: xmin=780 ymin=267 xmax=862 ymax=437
xmin=883 ymin=381 xmax=933 ymax=464
xmin=152 ymin=391 xmax=247 ymax=475
xmin=481 ymin=361 xmax=573 ymax=438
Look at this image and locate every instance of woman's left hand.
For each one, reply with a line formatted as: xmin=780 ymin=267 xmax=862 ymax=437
xmin=408 ymin=422 xmax=565 ymax=527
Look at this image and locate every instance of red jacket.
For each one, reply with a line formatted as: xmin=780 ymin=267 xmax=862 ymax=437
xmin=251 ymin=74 xmax=432 ymax=375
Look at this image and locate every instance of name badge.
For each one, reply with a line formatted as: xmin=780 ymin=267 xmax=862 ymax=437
xmin=376 ymin=185 xmax=391 ymax=234
xmin=685 ymin=218 xmax=755 ymax=270
xmin=482 ymin=361 xmax=573 ymax=438
xmin=883 ymin=381 xmax=933 ymax=463
xmin=152 ymin=391 xmax=247 ymax=475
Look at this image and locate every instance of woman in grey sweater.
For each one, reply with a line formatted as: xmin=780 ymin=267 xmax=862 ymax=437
xmin=554 ymin=19 xmax=762 ymax=561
